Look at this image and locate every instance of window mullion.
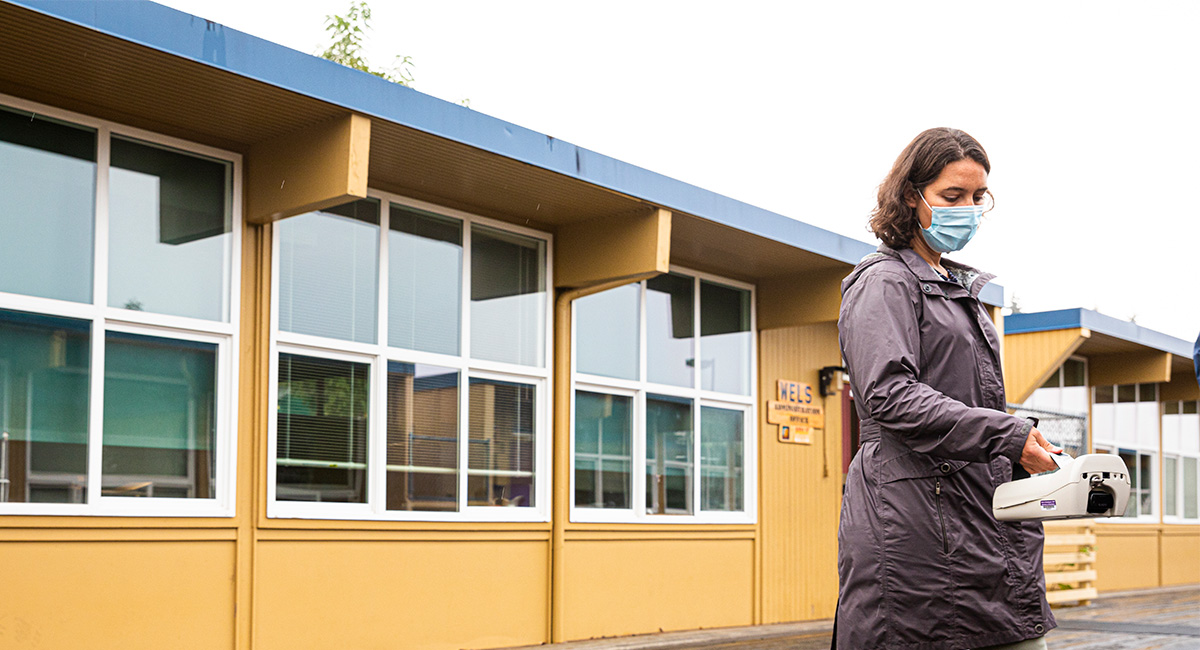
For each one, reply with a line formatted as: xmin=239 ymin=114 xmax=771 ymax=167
xmin=85 ymin=126 xmax=112 ymax=508
xmin=369 ymin=356 xmax=386 ymax=514
xmin=633 ymin=390 xmax=647 ymax=520
xmin=371 ymin=203 xmax=390 ymax=513
xmin=458 ymin=224 xmax=472 ymax=512
xmin=691 ymin=276 xmax=701 ymax=517
xmin=636 ymin=281 xmax=649 ymax=518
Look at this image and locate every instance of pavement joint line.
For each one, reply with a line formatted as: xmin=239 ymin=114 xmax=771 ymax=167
xmin=1054 ymin=620 xmax=1200 ymax=638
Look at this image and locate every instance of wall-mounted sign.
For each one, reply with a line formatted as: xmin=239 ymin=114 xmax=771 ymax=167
xmin=770 ymin=380 xmax=824 ymax=445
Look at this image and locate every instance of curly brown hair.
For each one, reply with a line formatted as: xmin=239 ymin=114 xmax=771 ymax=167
xmin=869 ymin=128 xmax=991 ymax=249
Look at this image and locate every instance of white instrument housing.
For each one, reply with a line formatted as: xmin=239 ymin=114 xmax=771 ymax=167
xmin=993 ymin=453 xmax=1131 ymax=522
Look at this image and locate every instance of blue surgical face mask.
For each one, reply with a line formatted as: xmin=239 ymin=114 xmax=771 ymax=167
xmin=917 ymin=192 xmax=984 ymax=253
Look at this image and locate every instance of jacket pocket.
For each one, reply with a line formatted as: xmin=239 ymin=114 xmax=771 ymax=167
xmin=877 ymin=448 xmax=970 ymax=484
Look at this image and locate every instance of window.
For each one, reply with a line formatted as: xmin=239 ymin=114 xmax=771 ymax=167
xmin=1092 ymin=382 xmax=1159 ymax=511
xmin=1162 ymin=400 xmax=1200 ymax=521
xmin=1028 ymin=357 xmax=1088 ymax=414
xmin=571 ymin=269 xmax=755 ymax=523
xmin=269 ymin=193 xmax=551 ymax=521
xmin=1095 ymin=445 xmax=1155 ymax=519
xmin=0 ymin=96 xmax=239 ymax=515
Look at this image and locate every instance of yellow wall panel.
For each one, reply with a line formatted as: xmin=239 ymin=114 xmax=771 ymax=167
xmin=561 ymin=538 xmax=754 ymax=640
xmin=254 ymin=540 xmax=548 ymax=650
xmin=1094 ymin=527 xmax=1160 ymax=591
xmin=0 ymin=541 xmax=235 ymax=650
xmin=758 ymin=323 xmax=844 ymax=623
xmin=1160 ymin=528 xmax=1200 ymax=586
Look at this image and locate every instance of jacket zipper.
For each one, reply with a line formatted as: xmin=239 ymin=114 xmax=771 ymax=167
xmin=935 ymin=478 xmax=948 ymax=555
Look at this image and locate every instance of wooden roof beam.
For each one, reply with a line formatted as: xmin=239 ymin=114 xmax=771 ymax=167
xmin=246 ymin=113 xmax=371 ymax=225
xmin=1089 ymin=350 xmax=1173 ymax=387
xmin=554 ymin=208 xmax=671 ymax=290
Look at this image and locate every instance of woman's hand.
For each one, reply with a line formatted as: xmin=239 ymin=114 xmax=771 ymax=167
xmin=1020 ymin=427 xmax=1063 ymax=474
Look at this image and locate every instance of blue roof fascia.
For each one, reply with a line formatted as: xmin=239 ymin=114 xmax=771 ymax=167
xmin=1006 ymin=308 xmax=1192 ymax=358
xmin=979 ymin=283 xmax=1003 ymax=307
xmin=8 ymin=0 xmax=884 ymax=268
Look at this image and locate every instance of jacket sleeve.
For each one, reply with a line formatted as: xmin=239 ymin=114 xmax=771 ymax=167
xmin=839 ymin=269 xmax=1030 ymax=465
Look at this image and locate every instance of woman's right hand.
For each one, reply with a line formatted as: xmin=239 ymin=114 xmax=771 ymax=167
xmin=1020 ymin=427 xmax=1063 ymax=474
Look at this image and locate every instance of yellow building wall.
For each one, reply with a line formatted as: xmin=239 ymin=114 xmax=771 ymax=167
xmin=1094 ymin=524 xmax=1161 ymax=592
xmin=253 ymin=536 xmax=549 ymax=650
xmin=1160 ymin=526 xmax=1200 ymax=586
xmin=757 ymin=323 xmax=844 ymax=623
xmin=560 ymin=533 xmax=754 ymax=640
xmin=0 ymin=537 xmax=236 ymax=650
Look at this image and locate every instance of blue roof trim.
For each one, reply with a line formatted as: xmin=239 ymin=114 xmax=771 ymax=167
xmin=1006 ymin=308 xmax=1192 ymax=358
xmin=8 ymin=0 xmax=885 ymax=268
xmin=979 ymin=283 xmax=1003 ymax=307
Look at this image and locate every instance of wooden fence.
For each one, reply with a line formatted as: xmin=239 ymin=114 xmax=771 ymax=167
xmin=1043 ymin=519 xmax=1097 ymax=606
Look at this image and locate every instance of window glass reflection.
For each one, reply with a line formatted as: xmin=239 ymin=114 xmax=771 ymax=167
xmin=646 ymin=394 xmax=692 ymax=514
xmin=575 ymin=284 xmax=639 ymax=380
xmin=102 ymin=332 xmax=217 ymax=499
xmin=276 ymin=353 xmax=370 ymax=503
xmin=701 ymin=406 xmax=744 ymax=511
xmin=108 ymin=137 xmax=232 ymax=321
xmin=278 ymin=200 xmax=380 ymax=344
xmin=1184 ymin=458 xmax=1198 ymax=519
xmin=1164 ymin=456 xmax=1177 ymax=517
xmin=700 ymin=281 xmax=751 ymax=395
xmin=574 ymin=391 xmax=631 ymax=509
xmin=470 ymin=226 xmax=546 ymax=367
xmin=0 ymin=309 xmax=90 ymax=504
xmin=388 ymin=205 xmax=461 ymax=355
xmin=646 ymin=274 xmax=694 ymax=387
xmin=387 ymin=362 xmax=459 ymax=511
xmin=468 ymin=378 xmax=535 ymax=507
xmin=0 ymin=107 xmax=95 ymax=304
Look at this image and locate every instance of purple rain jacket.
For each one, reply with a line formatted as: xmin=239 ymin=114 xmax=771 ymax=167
xmin=835 ymin=245 xmax=1054 ymax=650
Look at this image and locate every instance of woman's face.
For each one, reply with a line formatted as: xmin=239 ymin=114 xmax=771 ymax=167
xmin=905 ymin=158 xmax=989 ymax=229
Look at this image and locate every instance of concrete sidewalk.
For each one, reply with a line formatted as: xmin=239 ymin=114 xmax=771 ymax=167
xmin=510 ymin=585 xmax=1200 ymax=650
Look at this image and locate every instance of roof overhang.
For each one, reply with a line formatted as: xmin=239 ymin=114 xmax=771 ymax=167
xmin=1 ymin=0 xmax=1007 ymax=303
xmin=1005 ymin=308 xmax=1198 ymax=401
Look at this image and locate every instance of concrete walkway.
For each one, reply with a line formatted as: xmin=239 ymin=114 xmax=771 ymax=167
xmin=511 ymin=585 xmax=1199 ymax=649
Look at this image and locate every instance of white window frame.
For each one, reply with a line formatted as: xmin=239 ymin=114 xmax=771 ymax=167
xmin=1092 ymin=382 xmax=1160 ymax=522
xmin=1162 ymin=399 xmax=1200 ymax=523
xmin=267 ymin=190 xmax=553 ymax=522
xmin=1094 ymin=443 xmax=1157 ymax=522
xmin=570 ymin=265 xmax=758 ymax=525
xmin=0 ymin=93 xmax=241 ymax=517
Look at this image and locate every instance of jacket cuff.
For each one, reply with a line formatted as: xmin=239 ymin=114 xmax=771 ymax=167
xmin=1003 ymin=416 xmax=1034 ymax=466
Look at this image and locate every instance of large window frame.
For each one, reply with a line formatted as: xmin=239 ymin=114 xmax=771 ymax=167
xmin=1092 ymin=382 xmax=1159 ymax=522
xmin=267 ymin=191 xmax=553 ymax=522
xmin=570 ymin=266 xmax=757 ymax=525
xmin=1162 ymin=399 xmax=1200 ymax=523
xmin=0 ymin=94 xmax=241 ymax=517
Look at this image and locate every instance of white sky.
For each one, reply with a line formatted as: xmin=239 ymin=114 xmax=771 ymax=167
xmin=159 ymin=0 xmax=1200 ymax=344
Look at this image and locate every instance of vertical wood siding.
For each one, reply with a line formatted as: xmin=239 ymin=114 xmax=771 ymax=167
xmin=758 ymin=323 xmax=844 ymax=623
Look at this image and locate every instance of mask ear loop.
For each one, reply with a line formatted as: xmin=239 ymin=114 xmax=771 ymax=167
xmin=982 ymin=190 xmax=996 ymax=215
xmin=911 ymin=183 xmax=934 ymax=212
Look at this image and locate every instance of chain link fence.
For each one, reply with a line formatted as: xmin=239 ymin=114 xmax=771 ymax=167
xmin=1008 ymin=404 xmax=1089 ymax=459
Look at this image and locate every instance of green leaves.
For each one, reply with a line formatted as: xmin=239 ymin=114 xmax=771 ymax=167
xmin=320 ymin=1 xmax=414 ymax=87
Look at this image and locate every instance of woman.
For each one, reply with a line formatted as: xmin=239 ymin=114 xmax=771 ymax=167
xmin=836 ymin=128 xmax=1062 ymax=650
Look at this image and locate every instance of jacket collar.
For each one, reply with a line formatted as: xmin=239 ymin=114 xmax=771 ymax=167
xmin=876 ymin=244 xmax=996 ymax=300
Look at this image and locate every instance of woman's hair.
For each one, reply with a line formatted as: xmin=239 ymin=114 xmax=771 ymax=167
xmin=869 ymin=127 xmax=991 ymax=249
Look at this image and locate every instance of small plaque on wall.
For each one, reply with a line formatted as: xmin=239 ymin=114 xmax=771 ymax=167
xmin=771 ymin=380 xmax=823 ymax=445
